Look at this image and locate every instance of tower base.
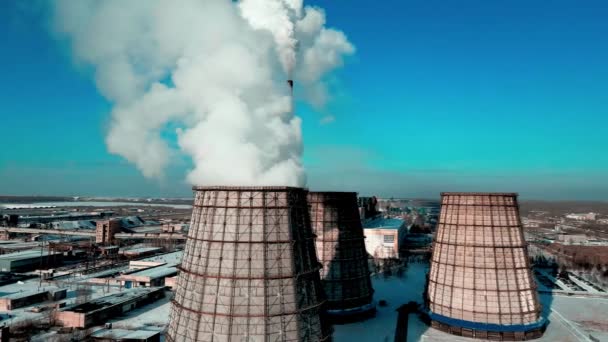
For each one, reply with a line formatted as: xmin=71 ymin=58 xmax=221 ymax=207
xmin=325 ymin=302 xmax=376 ymax=324
xmin=428 ymin=312 xmax=546 ymax=341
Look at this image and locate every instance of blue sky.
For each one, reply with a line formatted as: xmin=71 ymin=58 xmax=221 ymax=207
xmin=1 ymin=1 xmax=607 ymax=200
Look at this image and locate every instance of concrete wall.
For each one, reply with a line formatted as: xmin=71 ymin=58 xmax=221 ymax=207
xmin=54 ymin=311 xmax=86 ymax=328
xmin=165 ymin=276 xmax=177 ymax=289
xmin=364 ymin=228 xmax=399 ymax=259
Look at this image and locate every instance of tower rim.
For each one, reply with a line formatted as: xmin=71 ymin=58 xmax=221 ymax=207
xmin=192 ymin=185 xmax=307 ymax=191
xmin=441 ymin=192 xmax=519 ymax=197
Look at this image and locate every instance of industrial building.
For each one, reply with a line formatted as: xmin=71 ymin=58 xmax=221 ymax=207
xmin=0 ymin=288 xmax=66 ymax=311
xmin=117 ymin=265 xmax=178 ymax=288
xmin=96 ymin=219 xmax=121 ymax=245
xmin=426 ymin=193 xmax=545 ymax=340
xmin=565 ymin=212 xmax=597 ymax=221
xmin=557 ymin=233 xmax=588 ymax=245
xmin=357 ymin=196 xmax=379 ymax=220
xmin=50 ymin=220 xmax=97 ymax=230
xmin=362 ymin=217 xmax=406 ymax=259
xmin=308 ymin=192 xmax=375 ymax=319
xmin=119 ymin=247 xmax=162 ymax=258
xmin=162 ymin=223 xmax=188 ymax=233
xmin=99 ymin=245 xmax=119 ymax=257
xmin=1 ymin=211 xmax=113 ymax=227
xmin=55 ymin=287 xmax=165 ymax=328
xmin=0 ymin=241 xmax=42 ymax=253
xmin=167 ymin=186 xmax=329 ymax=341
xmin=0 ymin=250 xmax=63 ymax=272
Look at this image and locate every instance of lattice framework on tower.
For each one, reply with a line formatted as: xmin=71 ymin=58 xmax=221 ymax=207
xmin=308 ymin=192 xmax=374 ymax=314
xmin=427 ymin=193 xmax=544 ymax=339
xmin=167 ymin=187 xmax=329 ymax=342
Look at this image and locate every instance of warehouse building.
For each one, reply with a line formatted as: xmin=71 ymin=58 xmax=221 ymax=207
xmin=0 ymin=250 xmax=63 ymax=272
xmin=117 ymin=265 xmax=178 ymax=288
xmin=55 ymin=287 xmax=165 ymax=328
xmin=0 ymin=288 xmax=66 ymax=311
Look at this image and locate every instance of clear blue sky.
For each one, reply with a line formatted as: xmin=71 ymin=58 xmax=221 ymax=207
xmin=1 ymin=1 xmax=607 ymax=200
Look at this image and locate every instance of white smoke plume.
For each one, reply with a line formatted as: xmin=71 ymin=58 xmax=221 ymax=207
xmin=239 ymin=0 xmax=299 ymax=75
xmin=51 ymin=0 xmax=354 ymax=186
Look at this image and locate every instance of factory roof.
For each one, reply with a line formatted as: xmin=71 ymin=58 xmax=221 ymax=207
xmin=0 ymin=250 xmax=61 ymax=262
xmin=128 ymin=226 xmax=163 ymax=234
xmin=363 ymin=217 xmax=404 ymax=230
xmin=120 ymin=247 xmax=162 ymax=255
xmin=62 ymin=287 xmax=161 ymax=314
xmin=118 ymin=216 xmax=146 ymax=229
xmin=91 ymin=328 xmax=161 ymax=340
xmin=0 ymin=241 xmax=41 ymax=250
xmin=0 ymin=289 xmax=47 ymax=300
xmin=120 ymin=265 xmax=178 ymax=279
xmin=16 ymin=212 xmax=103 ymax=219
xmin=51 ymin=220 xmax=96 ymax=230
xmin=99 ymin=245 xmax=119 ymax=250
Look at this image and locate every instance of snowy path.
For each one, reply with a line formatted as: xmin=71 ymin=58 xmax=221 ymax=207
xmin=550 ymin=308 xmax=591 ymax=342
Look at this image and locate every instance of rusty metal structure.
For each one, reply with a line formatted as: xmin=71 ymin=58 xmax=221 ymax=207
xmin=426 ymin=193 xmax=545 ymax=340
xmin=308 ymin=192 xmax=374 ymax=320
xmin=167 ymin=186 xmax=329 ymax=342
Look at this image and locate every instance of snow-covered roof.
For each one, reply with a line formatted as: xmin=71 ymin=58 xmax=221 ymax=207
xmin=91 ymin=328 xmax=161 ymax=340
xmin=363 ymin=217 xmax=404 ymax=230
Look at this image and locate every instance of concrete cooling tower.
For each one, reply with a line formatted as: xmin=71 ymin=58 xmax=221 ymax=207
xmin=167 ymin=186 xmax=330 ymax=342
xmin=308 ymin=192 xmax=375 ymax=320
xmin=426 ymin=193 xmax=545 ymax=340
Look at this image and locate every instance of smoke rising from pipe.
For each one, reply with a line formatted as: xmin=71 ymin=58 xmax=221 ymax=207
xmin=239 ymin=0 xmax=298 ymax=75
xmin=51 ymin=0 xmax=353 ymax=187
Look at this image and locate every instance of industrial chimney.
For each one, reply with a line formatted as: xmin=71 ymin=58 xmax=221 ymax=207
xmin=308 ymin=192 xmax=375 ymax=321
xmin=426 ymin=192 xmax=545 ymax=340
xmin=167 ymin=186 xmax=330 ymax=341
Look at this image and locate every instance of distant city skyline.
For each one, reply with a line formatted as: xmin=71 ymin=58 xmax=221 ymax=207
xmin=1 ymin=1 xmax=607 ymax=200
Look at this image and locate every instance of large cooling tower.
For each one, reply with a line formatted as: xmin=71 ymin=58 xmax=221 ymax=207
xmin=308 ymin=192 xmax=375 ymax=319
xmin=167 ymin=186 xmax=330 ymax=342
xmin=426 ymin=193 xmax=545 ymax=340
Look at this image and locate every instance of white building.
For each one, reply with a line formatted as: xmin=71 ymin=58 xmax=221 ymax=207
xmin=557 ymin=234 xmax=588 ymax=245
xmin=566 ymin=212 xmax=597 ymax=221
xmin=363 ymin=217 xmax=406 ymax=259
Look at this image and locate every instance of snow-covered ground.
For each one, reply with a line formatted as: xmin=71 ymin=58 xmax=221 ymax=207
xmin=333 ymin=262 xmax=429 ymax=342
xmin=139 ymin=251 xmax=183 ymax=265
xmin=334 ymin=262 xmax=608 ymax=342
xmin=89 ymin=257 xmax=608 ymax=342
xmin=3 ymin=250 xmax=607 ymax=342
xmin=0 ymin=201 xmax=192 ymax=209
xmin=111 ymin=294 xmax=172 ymax=330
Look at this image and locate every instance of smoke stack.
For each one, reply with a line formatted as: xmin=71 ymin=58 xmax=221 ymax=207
xmin=308 ymin=192 xmax=375 ymax=321
xmin=167 ymin=186 xmax=330 ymax=341
xmin=426 ymin=193 xmax=545 ymax=340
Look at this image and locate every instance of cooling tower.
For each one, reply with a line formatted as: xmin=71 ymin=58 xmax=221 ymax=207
xmin=308 ymin=192 xmax=375 ymax=320
xmin=167 ymin=186 xmax=330 ymax=342
xmin=426 ymin=193 xmax=545 ymax=340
